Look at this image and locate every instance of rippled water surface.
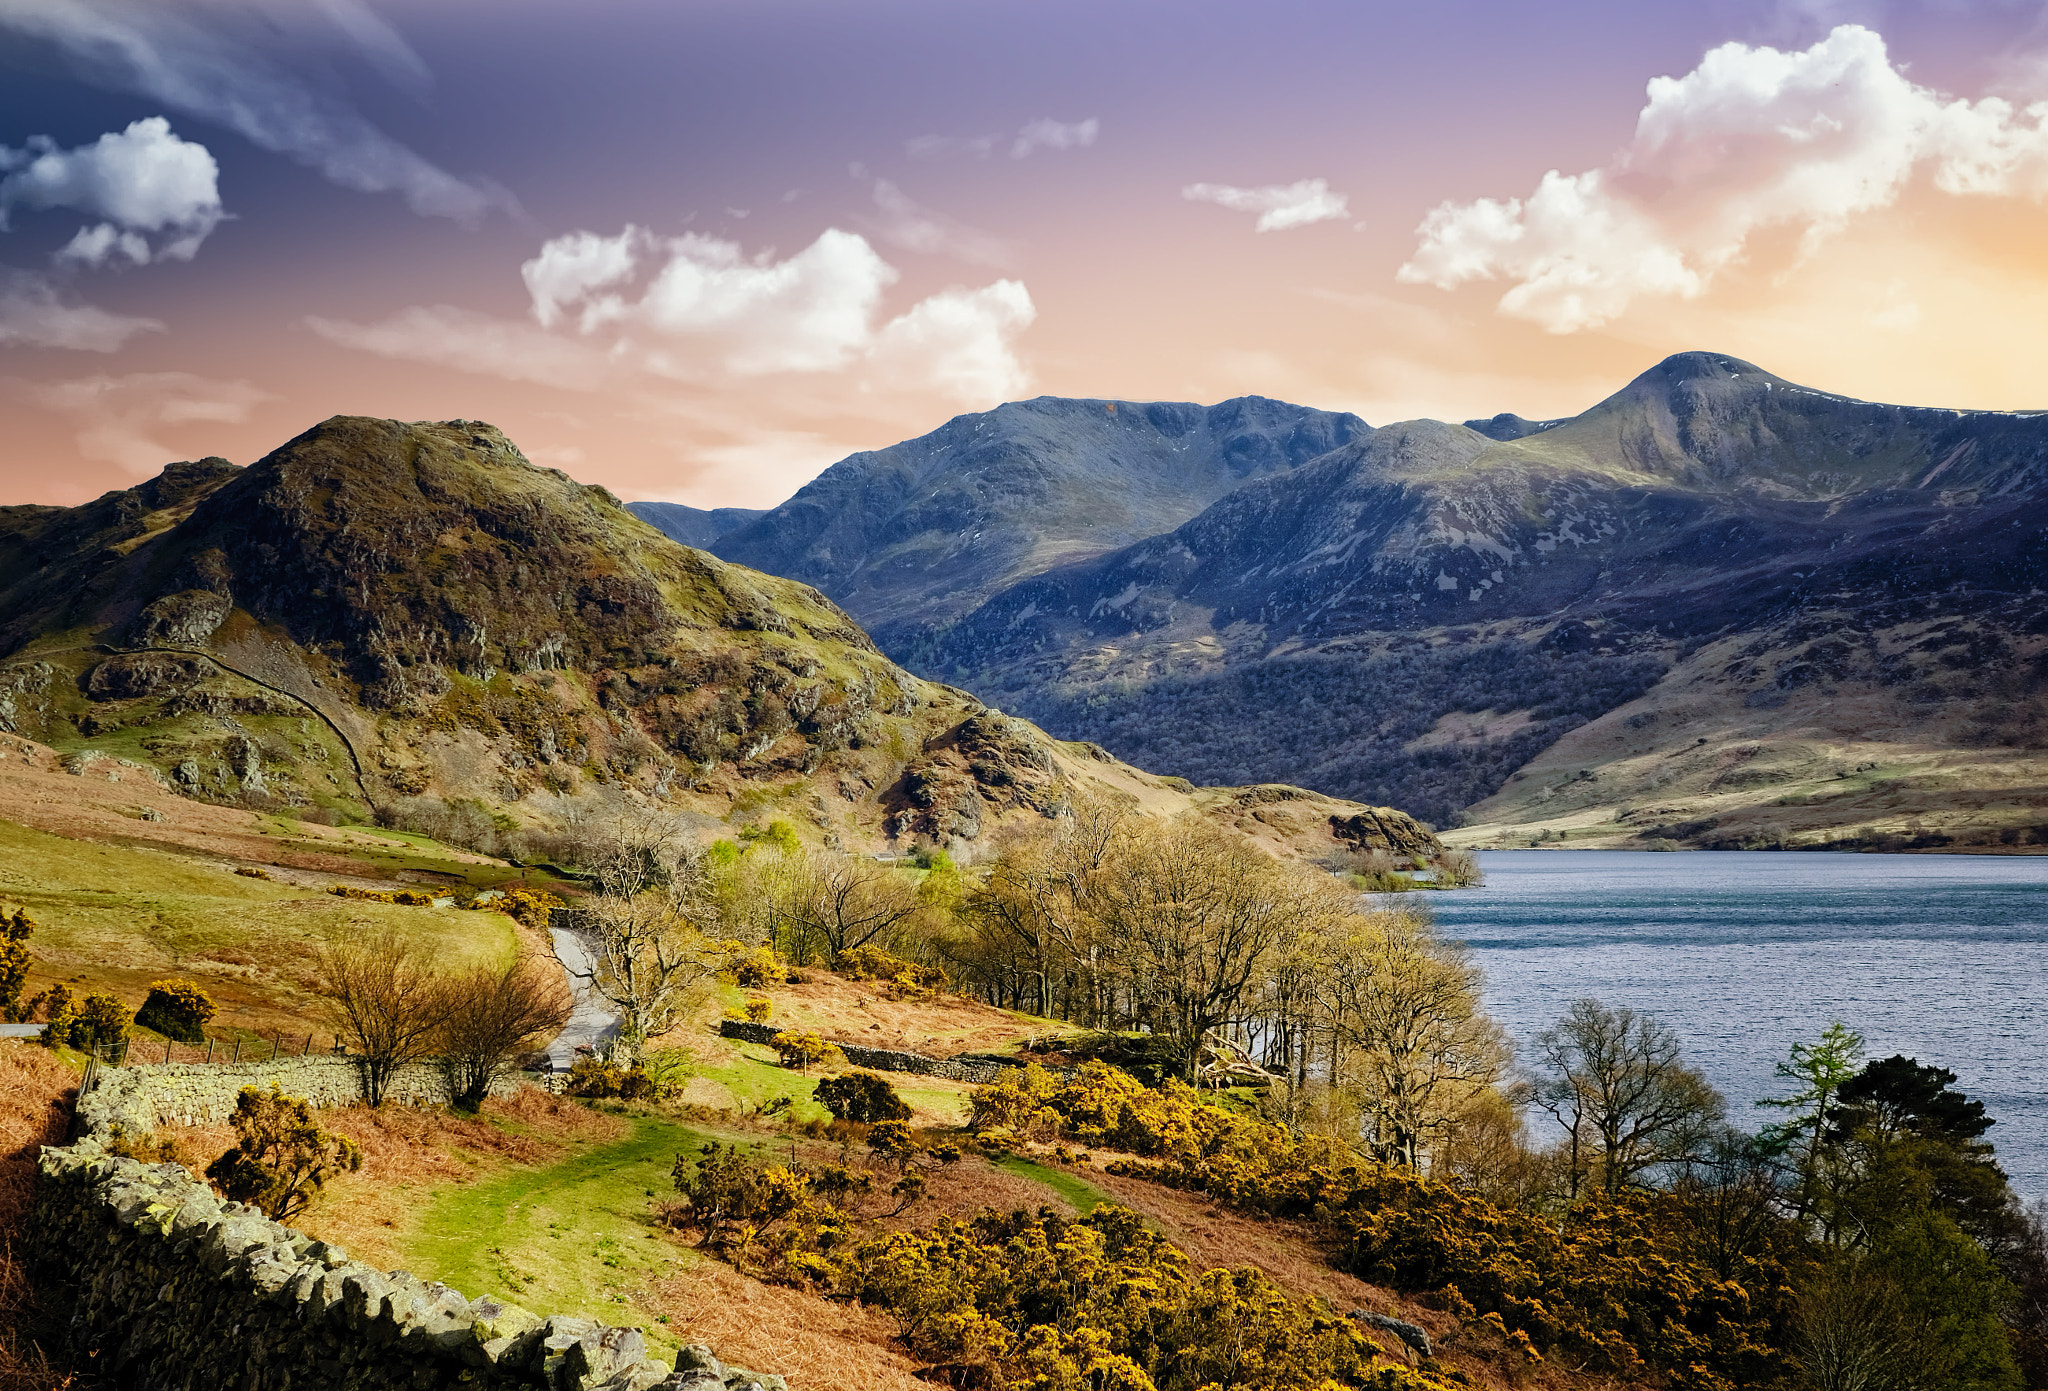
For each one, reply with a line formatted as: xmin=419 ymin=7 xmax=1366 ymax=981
xmin=1427 ymin=851 xmax=2048 ymax=1198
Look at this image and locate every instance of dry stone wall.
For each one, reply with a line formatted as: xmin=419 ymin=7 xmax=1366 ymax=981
xmin=716 ymin=1019 xmax=1047 ymax=1084
xmin=84 ymin=1054 xmax=490 ymax=1132
xmin=31 ymin=1057 xmax=787 ymax=1391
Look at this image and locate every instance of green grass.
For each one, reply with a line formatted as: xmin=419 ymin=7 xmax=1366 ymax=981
xmin=398 ymin=1113 xmax=714 ymax=1353
xmin=685 ymin=1040 xmax=831 ymax=1122
xmin=0 ymin=817 xmax=516 ymax=1034
xmin=991 ymin=1155 xmax=1113 ymax=1214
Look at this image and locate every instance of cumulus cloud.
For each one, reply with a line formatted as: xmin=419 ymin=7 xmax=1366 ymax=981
xmin=865 ymin=180 xmax=1016 ymax=266
xmin=519 ymin=224 xmax=1035 ymax=395
xmin=1 ymin=117 xmax=223 ymax=263
xmin=1182 ymin=178 xmax=1349 ymax=232
xmin=867 ymin=279 xmax=1036 ymax=400
xmin=908 ymin=116 xmax=1100 ymax=161
xmin=303 ymin=304 xmax=612 ymax=390
xmin=0 ymin=266 xmax=162 ymax=350
xmin=30 ymin=369 xmax=271 ymax=472
xmin=320 ymin=226 xmax=1037 ymax=404
xmin=0 ymin=0 xmax=512 ymax=223
xmin=1399 ymin=24 xmax=2048 ymax=332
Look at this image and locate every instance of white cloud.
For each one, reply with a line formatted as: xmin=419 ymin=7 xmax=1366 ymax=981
xmin=867 ymin=279 xmax=1036 ymax=400
xmin=626 ymin=228 xmax=895 ymax=374
xmin=1182 ymin=178 xmax=1350 ymax=232
xmin=30 ymin=369 xmax=271 ymax=472
xmin=908 ymin=116 xmax=1099 ymax=161
xmin=0 ymin=266 xmax=162 ymax=350
xmin=522 ymin=227 xmax=649 ymax=331
xmin=0 ymin=0 xmax=512 ymax=224
xmin=1012 ymin=117 xmax=1098 ymax=158
xmin=1 ymin=117 xmax=223 ymax=263
xmin=320 ymin=225 xmax=1036 ymax=406
xmin=1400 ymin=25 xmax=2048 ymax=332
xmin=523 ymin=225 xmax=1034 ymax=393
xmin=303 ymin=304 xmax=612 ymax=390
xmin=865 ymin=180 xmax=1016 ymax=266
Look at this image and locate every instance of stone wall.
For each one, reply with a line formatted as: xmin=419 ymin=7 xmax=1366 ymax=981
xmin=717 ymin=1019 xmax=1048 ymax=1085
xmin=31 ymin=1057 xmax=788 ymax=1391
xmin=82 ymin=1054 xmax=491 ymax=1133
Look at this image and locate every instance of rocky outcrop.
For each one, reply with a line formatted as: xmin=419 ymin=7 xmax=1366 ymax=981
xmin=30 ymin=1057 xmax=786 ymax=1391
xmin=1327 ymin=806 xmax=1439 ymax=858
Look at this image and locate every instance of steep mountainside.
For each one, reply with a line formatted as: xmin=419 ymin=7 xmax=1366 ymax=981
xmin=709 ymin=395 xmax=1368 ymax=653
xmin=626 ymin=502 xmax=768 ymax=550
xmin=790 ymin=355 xmax=2048 ymax=844
xmin=0 ymin=417 xmax=1434 ymax=861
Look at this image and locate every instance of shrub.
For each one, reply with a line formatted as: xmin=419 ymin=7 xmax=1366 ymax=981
xmin=836 ymin=943 xmax=944 ymax=989
xmin=731 ymin=946 xmax=781 ymax=989
xmin=234 ymin=866 xmax=270 ymax=879
xmin=0 ymin=904 xmax=33 ymax=1021
xmin=828 ymin=1205 xmax=1384 ymax=1391
xmin=816 ymin=1071 xmax=912 ymax=1124
xmin=66 ymin=992 xmax=132 ymax=1052
xmin=492 ymin=887 xmax=566 ymax=931
xmin=31 ymin=982 xmax=72 ymax=1046
xmin=204 ymin=1085 xmax=362 ymax=1221
xmin=772 ymin=1030 xmax=844 ymax=1074
xmin=325 ymin=885 xmax=435 ymax=906
xmin=673 ymin=1141 xmax=812 ymax=1252
xmin=742 ymin=996 xmax=772 ymax=1022
xmin=565 ymin=1056 xmax=656 ymax=1100
xmin=135 ymin=979 xmax=217 ymax=1043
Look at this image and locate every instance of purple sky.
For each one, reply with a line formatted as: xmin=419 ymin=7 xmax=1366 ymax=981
xmin=6 ymin=0 xmax=2048 ymax=507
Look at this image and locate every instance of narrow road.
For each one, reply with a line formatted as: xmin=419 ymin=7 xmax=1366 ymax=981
xmin=546 ymin=927 xmax=620 ymax=1069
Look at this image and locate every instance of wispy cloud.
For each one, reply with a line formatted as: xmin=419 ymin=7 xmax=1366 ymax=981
xmin=907 ymin=116 xmax=1100 ymax=161
xmin=304 ymin=304 xmax=612 ymax=390
xmin=1399 ymin=24 xmax=2048 ymax=332
xmin=27 ymin=369 xmax=271 ymax=471
xmin=0 ymin=266 xmax=162 ymax=351
xmin=864 ymin=180 xmax=1016 ymax=267
xmin=1182 ymin=178 xmax=1349 ymax=232
xmin=2 ymin=117 xmax=224 ymax=264
xmin=0 ymin=0 xmax=514 ymax=224
xmin=1011 ymin=117 xmax=1098 ymax=158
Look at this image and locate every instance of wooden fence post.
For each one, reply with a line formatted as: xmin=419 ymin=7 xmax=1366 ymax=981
xmin=205 ymin=1037 xmax=214 ymax=1064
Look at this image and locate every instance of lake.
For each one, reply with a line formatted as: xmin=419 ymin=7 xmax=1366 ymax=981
xmin=1426 ymin=850 xmax=2048 ymax=1200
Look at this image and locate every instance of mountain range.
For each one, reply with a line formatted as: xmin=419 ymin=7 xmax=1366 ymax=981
xmin=0 ymin=416 xmax=1436 ymax=865
xmin=682 ymin=353 xmax=2048 ymax=851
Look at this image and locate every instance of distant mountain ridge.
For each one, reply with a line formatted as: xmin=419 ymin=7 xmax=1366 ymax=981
xmin=709 ymin=394 xmax=1368 ymax=652
xmin=690 ymin=354 xmax=2048 ymax=848
xmin=626 ymin=501 xmax=767 ymax=550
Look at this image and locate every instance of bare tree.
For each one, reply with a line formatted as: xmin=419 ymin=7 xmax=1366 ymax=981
xmin=564 ymin=807 xmax=732 ymax=1058
xmin=1093 ymin=818 xmax=1328 ymax=1082
xmin=770 ymin=850 xmax=923 ymax=965
xmin=436 ymin=956 xmax=572 ymax=1109
xmin=1321 ymin=907 xmax=1511 ymax=1170
xmin=1532 ymin=998 xmax=1725 ymax=1199
xmin=319 ymin=923 xmax=448 ymax=1107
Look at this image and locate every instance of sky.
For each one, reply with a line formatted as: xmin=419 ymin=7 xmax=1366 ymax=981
xmin=7 ymin=0 xmax=2048 ymax=509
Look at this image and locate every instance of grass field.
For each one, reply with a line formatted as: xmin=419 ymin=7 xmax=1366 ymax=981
xmin=0 ymin=816 xmax=519 ymax=1038
xmin=402 ymin=1112 xmax=717 ymax=1353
